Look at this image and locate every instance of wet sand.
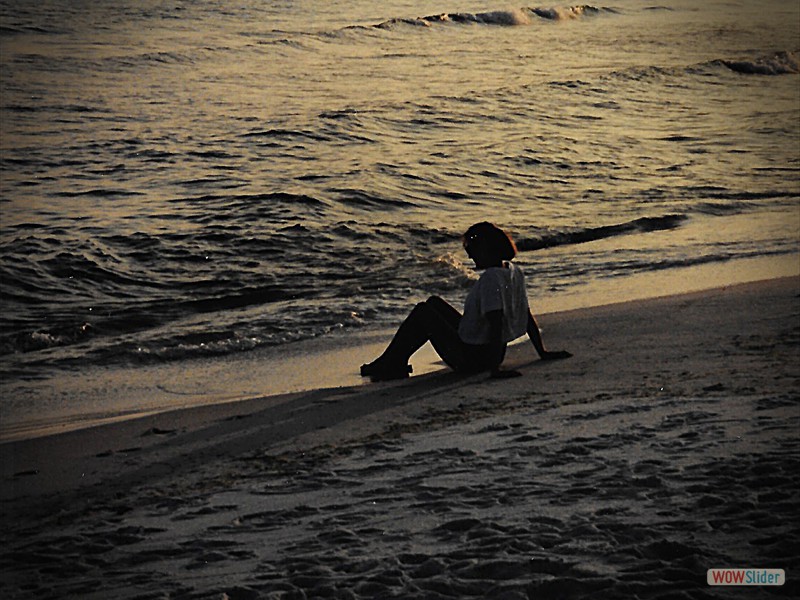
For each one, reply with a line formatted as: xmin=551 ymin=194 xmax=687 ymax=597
xmin=1 ymin=277 xmax=798 ymax=599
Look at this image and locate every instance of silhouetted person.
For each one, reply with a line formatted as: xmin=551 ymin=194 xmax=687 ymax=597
xmin=361 ymin=222 xmax=571 ymax=381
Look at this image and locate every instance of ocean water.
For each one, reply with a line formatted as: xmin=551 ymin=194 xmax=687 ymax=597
xmin=1 ymin=1 xmax=798 ymax=435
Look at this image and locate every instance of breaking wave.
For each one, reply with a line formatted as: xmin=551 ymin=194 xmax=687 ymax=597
xmin=718 ymin=51 xmax=799 ymax=76
xmin=516 ymin=215 xmax=689 ymax=252
xmin=374 ymin=5 xmax=613 ymax=29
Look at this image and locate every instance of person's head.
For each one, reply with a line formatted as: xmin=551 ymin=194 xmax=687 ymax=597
xmin=462 ymin=222 xmax=517 ymax=268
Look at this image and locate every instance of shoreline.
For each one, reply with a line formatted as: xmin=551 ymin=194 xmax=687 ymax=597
xmin=2 ymin=252 xmax=798 ymax=444
xmin=1 ymin=274 xmax=798 ymax=598
xmin=1 ymin=274 xmax=796 ymax=495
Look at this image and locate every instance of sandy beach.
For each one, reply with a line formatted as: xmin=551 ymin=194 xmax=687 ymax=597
xmin=1 ymin=276 xmax=798 ymax=599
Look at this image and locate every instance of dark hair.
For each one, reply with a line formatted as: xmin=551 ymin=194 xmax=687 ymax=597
xmin=462 ymin=222 xmax=517 ymax=262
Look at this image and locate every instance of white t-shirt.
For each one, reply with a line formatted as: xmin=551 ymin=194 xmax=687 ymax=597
xmin=458 ymin=262 xmax=530 ymax=345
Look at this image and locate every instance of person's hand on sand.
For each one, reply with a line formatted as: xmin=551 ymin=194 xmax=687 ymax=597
xmin=526 ymin=313 xmax=570 ymax=362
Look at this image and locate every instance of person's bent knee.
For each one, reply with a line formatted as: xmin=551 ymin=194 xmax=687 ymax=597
xmin=411 ymin=301 xmax=429 ymax=314
xmin=425 ymin=295 xmax=446 ymax=307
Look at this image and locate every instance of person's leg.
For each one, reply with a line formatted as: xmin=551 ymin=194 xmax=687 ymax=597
xmin=424 ymin=295 xmax=462 ymax=329
xmin=419 ymin=296 xmax=470 ymax=370
xmin=361 ymin=296 xmax=468 ymax=378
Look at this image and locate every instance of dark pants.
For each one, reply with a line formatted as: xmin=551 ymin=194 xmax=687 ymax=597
xmin=382 ymin=296 xmax=503 ymax=373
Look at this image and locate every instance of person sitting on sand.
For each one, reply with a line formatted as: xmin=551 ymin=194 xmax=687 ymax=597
xmin=361 ymin=221 xmax=571 ymax=381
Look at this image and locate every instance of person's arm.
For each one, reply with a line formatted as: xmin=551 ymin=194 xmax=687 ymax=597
xmin=527 ymin=310 xmax=572 ymax=360
xmin=486 ymin=310 xmax=521 ymax=378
